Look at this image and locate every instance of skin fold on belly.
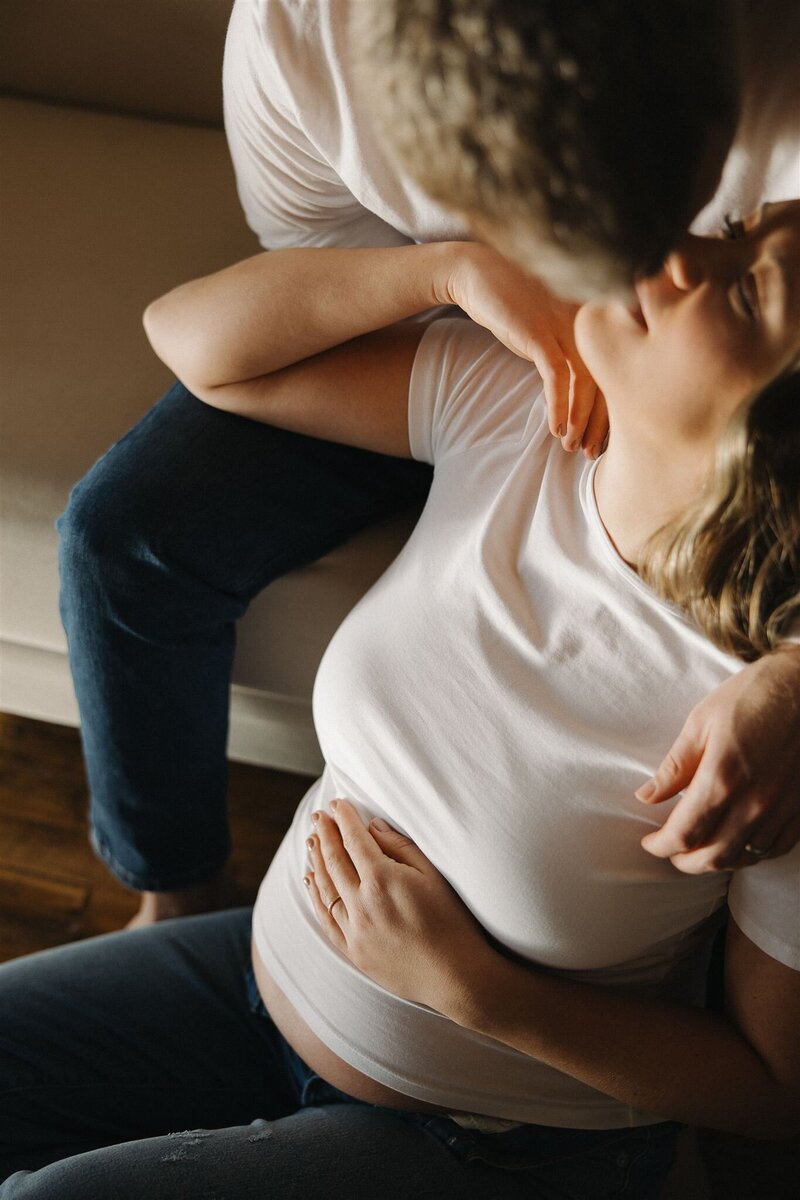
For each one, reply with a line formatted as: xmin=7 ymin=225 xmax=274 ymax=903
xmin=251 ymin=938 xmax=473 ymax=1116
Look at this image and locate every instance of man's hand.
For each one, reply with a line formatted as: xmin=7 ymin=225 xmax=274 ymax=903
xmin=638 ymin=645 xmax=800 ymax=873
xmin=440 ymin=242 xmax=608 ymax=457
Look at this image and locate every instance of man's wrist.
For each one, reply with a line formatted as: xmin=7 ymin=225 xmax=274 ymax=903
xmin=429 ymin=240 xmax=479 ymax=310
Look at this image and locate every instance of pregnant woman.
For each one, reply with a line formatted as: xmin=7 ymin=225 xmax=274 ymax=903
xmin=2 ymin=201 xmax=798 ymax=1199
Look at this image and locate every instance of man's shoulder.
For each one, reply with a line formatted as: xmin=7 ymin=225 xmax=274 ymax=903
xmin=258 ymin=0 xmax=346 ymax=52
xmin=249 ymin=0 xmax=352 ymax=105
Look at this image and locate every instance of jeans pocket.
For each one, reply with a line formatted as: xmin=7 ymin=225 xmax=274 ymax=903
xmin=614 ymin=1123 xmax=680 ymax=1200
xmin=512 ymin=1124 xmax=680 ymax=1200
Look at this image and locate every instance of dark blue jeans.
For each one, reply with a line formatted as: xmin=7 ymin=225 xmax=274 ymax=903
xmin=57 ymin=381 xmax=433 ymax=891
xmin=0 ymin=908 xmax=679 ymax=1198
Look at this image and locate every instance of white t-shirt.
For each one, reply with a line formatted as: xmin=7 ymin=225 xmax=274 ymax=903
xmin=223 ymin=0 xmax=800 ymax=252
xmin=253 ymin=319 xmax=800 ymax=1128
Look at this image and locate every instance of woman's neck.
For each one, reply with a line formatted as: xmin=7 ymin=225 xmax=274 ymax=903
xmin=592 ymin=426 xmax=710 ymax=569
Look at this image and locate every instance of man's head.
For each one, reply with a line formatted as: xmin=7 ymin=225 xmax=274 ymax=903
xmin=353 ymin=0 xmax=743 ymax=299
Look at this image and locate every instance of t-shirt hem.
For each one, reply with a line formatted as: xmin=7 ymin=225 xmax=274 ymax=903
xmin=252 ymin=911 xmax=662 ymax=1131
xmin=728 ymin=902 xmax=800 ymax=972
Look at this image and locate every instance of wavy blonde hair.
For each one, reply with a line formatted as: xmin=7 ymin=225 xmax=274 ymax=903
xmin=640 ymin=369 xmax=800 ymax=662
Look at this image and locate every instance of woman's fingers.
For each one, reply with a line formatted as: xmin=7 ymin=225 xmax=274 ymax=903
xmin=305 ymin=834 xmax=345 ymax=912
xmin=367 ymin=817 xmax=434 ymax=873
xmin=304 ymin=870 xmax=348 ymax=948
xmin=307 ymin=810 xmax=359 ymax=902
xmin=325 ymin=797 xmax=385 ymax=872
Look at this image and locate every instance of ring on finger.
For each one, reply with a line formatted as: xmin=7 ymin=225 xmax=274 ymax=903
xmin=744 ymin=841 xmax=772 ymax=858
xmin=326 ymin=894 xmax=343 ymax=916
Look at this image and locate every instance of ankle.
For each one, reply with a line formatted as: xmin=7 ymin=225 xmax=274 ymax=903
xmin=139 ymin=869 xmax=228 ymax=918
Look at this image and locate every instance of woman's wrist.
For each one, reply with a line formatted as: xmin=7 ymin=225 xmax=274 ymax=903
xmin=441 ymin=944 xmax=522 ymax=1033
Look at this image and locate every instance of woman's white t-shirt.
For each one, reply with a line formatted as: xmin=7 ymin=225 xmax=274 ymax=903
xmin=253 ymin=319 xmax=800 ymax=1128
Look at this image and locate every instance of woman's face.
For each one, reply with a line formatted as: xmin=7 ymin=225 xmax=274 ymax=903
xmin=575 ymin=200 xmax=800 ymax=444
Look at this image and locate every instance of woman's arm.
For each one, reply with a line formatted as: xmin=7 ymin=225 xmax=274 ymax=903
xmin=306 ymin=800 xmax=800 ymax=1140
xmin=449 ymin=915 xmax=800 ymax=1140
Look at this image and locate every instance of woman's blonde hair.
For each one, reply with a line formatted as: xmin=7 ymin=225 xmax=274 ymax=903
xmin=640 ymin=369 xmax=800 ymax=662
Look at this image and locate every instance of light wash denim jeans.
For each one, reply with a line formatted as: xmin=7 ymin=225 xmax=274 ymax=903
xmin=56 ymin=381 xmax=433 ymax=893
xmin=0 ymin=908 xmax=678 ymax=1198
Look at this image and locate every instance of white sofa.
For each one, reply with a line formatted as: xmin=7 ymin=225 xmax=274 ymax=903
xmin=0 ymin=0 xmax=417 ymax=776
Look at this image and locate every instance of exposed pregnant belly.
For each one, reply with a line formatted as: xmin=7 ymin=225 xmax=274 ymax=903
xmin=251 ymin=937 xmax=468 ymax=1116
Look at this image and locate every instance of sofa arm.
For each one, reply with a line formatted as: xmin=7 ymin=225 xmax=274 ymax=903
xmin=0 ymin=0 xmax=232 ymax=126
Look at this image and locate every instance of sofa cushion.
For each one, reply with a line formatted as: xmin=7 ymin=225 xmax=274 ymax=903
xmin=0 ymin=96 xmax=417 ymax=739
xmin=0 ymin=0 xmax=232 ymax=126
xmin=1 ymin=96 xmax=256 ymax=649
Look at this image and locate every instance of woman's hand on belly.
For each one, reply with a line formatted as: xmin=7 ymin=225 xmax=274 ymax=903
xmin=303 ymin=799 xmax=495 ymax=1015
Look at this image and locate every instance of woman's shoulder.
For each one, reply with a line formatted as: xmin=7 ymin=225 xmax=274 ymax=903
xmin=409 ymin=318 xmax=549 ymax=466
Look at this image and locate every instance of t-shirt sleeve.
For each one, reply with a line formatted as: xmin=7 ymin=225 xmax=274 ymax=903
xmin=727 ymin=842 xmax=800 ymax=971
xmin=223 ymin=0 xmax=412 ymax=250
xmin=408 ymin=318 xmax=548 ymax=465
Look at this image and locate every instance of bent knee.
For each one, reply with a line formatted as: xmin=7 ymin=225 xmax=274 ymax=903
xmin=57 ymin=451 xmax=156 ymax=589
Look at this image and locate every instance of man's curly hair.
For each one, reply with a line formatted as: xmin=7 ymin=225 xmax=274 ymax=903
xmin=352 ymin=0 xmax=742 ymax=297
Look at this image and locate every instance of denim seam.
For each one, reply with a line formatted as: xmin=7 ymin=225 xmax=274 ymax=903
xmin=89 ymin=825 xmax=230 ymax=892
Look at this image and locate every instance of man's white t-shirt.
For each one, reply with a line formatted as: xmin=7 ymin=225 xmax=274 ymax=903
xmin=253 ymin=319 xmax=800 ymax=1128
xmin=223 ymin=0 xmax=800 ymax=253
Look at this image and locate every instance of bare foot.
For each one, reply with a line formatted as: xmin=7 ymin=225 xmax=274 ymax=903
xmin=124 ymin=866 xmax=244 ymax=930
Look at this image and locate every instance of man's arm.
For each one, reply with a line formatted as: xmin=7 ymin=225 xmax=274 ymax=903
xmin=637 ymin=643 xmax=800 ymax=871
xmin=141 ymin=240 xmax=601 ymax=456
xmin=142 ymin=244 xmax=455 ymax=456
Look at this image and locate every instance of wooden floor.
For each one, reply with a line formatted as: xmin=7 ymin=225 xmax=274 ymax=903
xmin=0 ymin=711 xmax=309 ymax=960
xmin=1 ymin=713 xmax=797 ymax=1198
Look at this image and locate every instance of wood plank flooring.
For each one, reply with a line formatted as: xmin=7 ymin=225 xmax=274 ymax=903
xmin=0 ymin=711 xmax=308 ymax=960
xmin=1 ymin=712 xmax=797 ymax=1198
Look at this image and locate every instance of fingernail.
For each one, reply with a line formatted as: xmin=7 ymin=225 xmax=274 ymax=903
xmin=370 ymin=817 xmax=392 ymax=832
xmin=556 ymin=423 xmax=565 ymax=438
xmin=306 ymin=836 xmax=316 ymax=850
xmin=310 ymin=810 xmax=320 ymax=823
xmin=636 ymin=780 xmax=657 ymax=801
xmin=588 ymin=444 xmax=602 ymax=460
xmin=330 ymin=800 xmax=338 ymax=811
xmin=303 ymin=875 xmax=311 ymax=888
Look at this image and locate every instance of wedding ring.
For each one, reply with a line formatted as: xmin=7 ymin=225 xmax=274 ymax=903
xmin=327 ymin=894 xmax=343 ymax=915
xmin=744 ymin=842 xmax=772 ymax=858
